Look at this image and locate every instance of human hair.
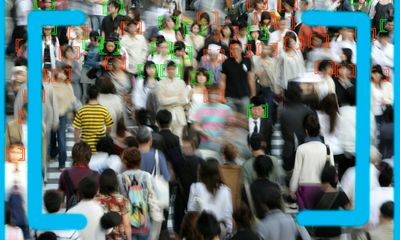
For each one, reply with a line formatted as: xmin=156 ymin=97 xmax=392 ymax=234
xmin=249 ymin=133 xmax=266 ymax=151
xmin=121 ymin=147 xmax=142 ymax=169
xmin=161 ymin=15 xmax=174 ymax=29
xmin=129 ymin=7 xmax=141 ymax=21
xmin=318 ymin=59 xmax=333 ymax=72
xmin=127 ymin=19 xmax=140 ymax=29
xmin=233 ymin=203 xmax=253 ymax=229
xmin=72 ymin=141 xmax=92 ymax=165
xmin=198 ymin=12 xmax=210 ymax=25
xmin=196 ymin=211 xmax=221 ymax=239
xmin=195 ymin=68 xmax=210 ymax=85
xmin=89 ymin=30 xmax=100 ymax=41
xmin=285 ymin=84 xmax=302 ymax=103
xmin=260 ymin=186 xmax=282 ymax=210
xmin=156 ymin=109 xmax=172 ymax=129
xmin=283 ymin=31 xmax=297 ymax=50
xmin=253 ymin=0 xmax=264 ymax=8
xmin=229 ymin=39 xmax=242 ymax=49
xmin=380 ymin=201 xmax=394 ymax=219
xmin=221 ymin=25 xmax=234 ymax=39
xmin=320 ymin=165 xmax=338 ymax=188
xmin=87 ymin=84 xmax=99 ymax=100
xmin=96 ymin=75 xmax=117 ymax=94
xmin=378 ymin=161 xmax=393 ymax=187
xmin=108 ymin=0 xmax=121 ymax=12
xmin=319 ymin=93 xmax=339 ymax=133
xmin=61 ymin=45 xmax=74 ymax=58
xmin=199 ymin=159 xmax=223 ymax=195
xmin=221 ymin=143 xmax=238 ymax=162
xmin=135 ymin=108 xmax=151 ymax=126
xmin=260 ymin=11 xmax=272 ymax=25
xmin=78 ymin=176 xmax=99 ymax=200
xmin=116 ymin=117 xmax=128 ymax=138
xmin=180 ymin=212 xmax=202 ymax=240
xmin=341 ymin=48 xmax=353 ymax=64
xmin=156 ymin=35 xmax=167 ymax=47
xmin=37 ymin=232 xmax=57 ymax=240
xmin=142 ymin=61 xmax=159 ymax=87
xmin=125 ymin=136 xmax=139 ymax=148
xmin=136 ymin=126 xmax=152 ymax=144
xmin=303 ymin=113 xmax=320 ymax=137
xmin=44 ymin=190 xmax=63 ymax=213
xmin=253 ymin=155 xmax=273 ymax=178
xmin=96 ymin=136 xmax=115 ymax=155
xmin=174 ymin=41 xmax=186 ymax=52
xmin=99 ymin=169 xmax=118 ymax=195
xmin=191 ymin=21 xmax=201 ymax=32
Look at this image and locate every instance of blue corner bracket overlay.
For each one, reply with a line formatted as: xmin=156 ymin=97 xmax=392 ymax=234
xmin=27 ymin=10 xmax=87 ymax=230
xmin=394 ymin=1 xmax=400 ymax=240
xmin=297 ymin=11 xmax=371 ymax=227
xmin=0 ymin=0 xmax=5 ymax=238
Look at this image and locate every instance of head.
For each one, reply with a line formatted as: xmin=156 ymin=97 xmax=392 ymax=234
xmin=99 ymin=169 xmax=119 ymax=195
xmin=320 ymin=165 xmax=338 ymax=189
xmin=253 ymin=155 xmax=273 ymax=179
xmin=126 ymin=19 xmax=140 ymax=35
xmin=372 ymin=65 xmax=386 ymax=82
xmin=71 ymin=141 xmax=92 ymax=165
xmin=53 ymin=68 xmax=68 ymax=83
xmin=96 ymin=75 xmax=117 ymax=94
xmin=105 ymin=40 xmax=117 ymax=54
xmin=311 ymin=33 xmax=324 ymax=48
xmin=250 ymin=95 xmax=266 ymax=119
xmin=96 ymin=136 xmax=115 ymax=155
xmin=340 ymin=27 xmax=355 ymax=40
xmin=62 ymin=45 xmax=76 ymax=60
xmin=87 ymin=85 xmax=99 ymax=100
xmin=44 ymin=190 xmax=63 ymax=213
xmin=319 ymin=93 xmax=339 ymax=133
xmin=156 ymin=109 xmax=172 ymax=129
xmin=182 ymin=136 xmax=197 ymax=156
xmin=89 ymin=31 xmax=100 ymax=47
xmin=206 ymin=84 xmax=222 ymax=104
xmin=199 ymin=159 xmax=222 ymax=195
xmin=174 ymin=41 xmax=186 ymax=57
xmin=42 ymin=0 xmax=53 ymax=9
xmin=303 ymin=113 xmax=320 ymax=137
xmin=180 ymin=212 xmax=202 ymax=240
xmin=162 ymin=16 xmax=175 ymax=30
xmin=43 ymin=26 xmax=53 ymax=36
xmin=221 ymin=143 xmax=238 ymax=163
xmin=157 ymin=38 xmax=170 ymax=56
xmin=278 ymin=18 xmax=288 ymax=31
xmin=254 ymin=0 xmax=266 ymax=10
xmin=125 ymin=136 xmax=139 ymax=148
xmin=318 ymin=60 xmax=334 ymax=76
xmin=199 ymin=12 xmax=210 ymax=26
xmin=285 ymin=84 xmax=302 ymax=103
xmin=196 ymin=211 xmax=221 ymax=240
xmin=338 ymin=63 xmax=353 ymax=79
xmin=260 ymin=11 xmax=272 ymax=26
xmin=283 ymin=31 xmax=297 ymax=50
xmin=385 ymin=16 xmax=394 ymax=32
xmin=166 ymin=61 xmax=177 ymax=78
xmin=127 ymin=7 xmax=141 ymax=21
xmin=122 ymin=147 xmax=142 ymax=170
xmin=78 ymin=176 xmax=99 ymax=200
xmin=233 ymin=203 xmax=253 ymax=229
xmin=378 ymin=162 xmax=393 ymax=187
xmin=229 ymin=40 xmax=243 ymax=59
xmin=260 ymin=186 xmax=282 ymax=211
xmin=283 ymin=0 xmax=295 ymax=11
xmin=341 ymin=48 xmax=353 ymax=63
xmin=260 ymin=42 xmax=275 ymax=57
xmin=135 ymin=109 xmax=151 ymax=126
xmin=191 ymin=22 xmax=201 ymax=35
xmin=143 ymin=61 xmax=157 ymax=80
xmin=108 ymin=0 xmax=121 ymax=15
xmin=194 ymin=68 xmax=210 ymax=85
xmin=37 ymin=232 xmax=57 ymax=240
xmin=379 ymin=201 xmax=394 ymax=223
xmin=249 ymin=133 xmax=266 ymax=152
xmin=221 ymin=25 xmax=234 ymax=39
xmin=136 ymin=126 xmax=152 ymax=146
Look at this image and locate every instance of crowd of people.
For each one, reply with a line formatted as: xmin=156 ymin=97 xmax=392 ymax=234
xmin=4 ymin=0 xmax=395 ymax=239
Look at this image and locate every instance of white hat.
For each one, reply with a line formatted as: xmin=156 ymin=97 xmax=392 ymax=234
xmin=207 ymin=44 xmax=221 ymax=54
xmin=290 ymin=72 xmax=322 ymax=83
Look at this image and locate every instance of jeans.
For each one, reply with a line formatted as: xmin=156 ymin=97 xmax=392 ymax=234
xmin=72 ymin=82 xmax=82 ymax=103
xmin=50 ymin=115 xmax=67 ymax=168
xmin=225 ymin=97 xmax=249 ymax=114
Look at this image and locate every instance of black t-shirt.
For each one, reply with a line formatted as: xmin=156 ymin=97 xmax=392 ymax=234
xmin=221 ymin=57 xmax=252 ymax=98
xmin=313 ymin=191 xmax=350 ymax=237
xmin=250 ymin=179 xmax=280 ymax=219
xmin=101 ymin=14 xmax=123 ymax=39
xmin=230 ymin=229 xmax=261 ymax=240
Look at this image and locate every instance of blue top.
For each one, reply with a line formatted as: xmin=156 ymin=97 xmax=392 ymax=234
xmin=140 ymin=148 xmax=171 ymax=181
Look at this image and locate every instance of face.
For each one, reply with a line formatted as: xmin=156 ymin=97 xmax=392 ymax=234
xmin=208 ymin=90 xmax=221 ymax=103
xmin=128 ymin=23 xmax=138 ymax=34
xmin=338 ymin=66 xmax=350 ymax=78
xmin=200 ymin=17 xmax=209 ymax=26
xmin=166 ymin=67 xmax=176 ymax=78
xmin=340 ymin=52 xmax=347 ymax=62
xmin=341 ymin=28 xmax=354 ymax=39
xmin=222 ymin=27 xmax=231 ymax=38
xmin=311 ymin=37 xmax=323 ymax=47
xmin=262 ymin=18 xmax=271 ymax=26
xmin=166 ymin=18 xmax=175 ymax=29
xmin=43 ymin=28 xmax=52 ymax=36
xmin=231 ymin=44 xmax=242 ymax=58
xmin=159 ymin=42 xmax=169 ymax=55
xmin=65 ymin=49 xmax=75 ymax=59
xmin=239 ymin=28 xmax=247 ymax=37
xmin=192 ymin=25 xmax=200 ymax=34
xmin=250 ymin=31 xmax=259 ymax=40
xmin=106 ymin=41 xmax=116 ymax=53
xmin=196 ymin=73 xmax=208 ymax=84
xmin=287 ymin=38 xmax=296 ymax=49
xmin=261 ymin=44 xmax=273 ymax=57
xmin=251 ymin=105 xmax=264 ymax=119
xmin=113 ymin=58 xmax=123 ymax=70
xmin=7 ymin=145 xmax=25 ymax=163
xmin=385 ymin=21 xmax=394 ymax=32
xmin=43 ymin=0 xmax=53 ymax=8
xmin=57 ymin=71 xmax=67 ymax=81
xmin=372 ymin=72 xmax=382 ymax=81
xmin=146 ymin=65 xmax=156 ymax=77
xmin=279 ymin=20 xmax=287 ymax=31
xmin=256 ymin=2 xmax=265 ymax=10
xmin=91 ymin=37 xmax=99 ymax=47
xmin=108 ymin=4 xmax=117 ymax=14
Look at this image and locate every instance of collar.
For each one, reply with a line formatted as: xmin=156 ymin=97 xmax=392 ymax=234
xmin=304 ymin=135 xmax=324 ymax=143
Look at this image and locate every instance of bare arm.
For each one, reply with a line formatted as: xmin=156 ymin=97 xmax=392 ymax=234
xmin=247 ymin=71 xmax=256 ymax=97
xmin=122 ymin=213 xmax=132 ymax=240
xmin=74 ymin=128 xmax=80 ymax=143
xmin=219 ymin=73 xmax=226 ymax=93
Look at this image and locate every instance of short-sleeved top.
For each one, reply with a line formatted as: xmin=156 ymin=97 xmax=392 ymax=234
xmin=313 ymin=191 xmax=350 ymax=237
xmin=221 ymin=57 xmax=252 ymax=98
xmin=95 ymin=193 xmax=131 ymax=240
xmin=73 ymin=104 xmax=113 ymax=152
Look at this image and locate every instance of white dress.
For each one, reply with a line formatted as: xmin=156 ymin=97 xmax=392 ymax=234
xmin=279 ymin=49 xmax=306 ymax=89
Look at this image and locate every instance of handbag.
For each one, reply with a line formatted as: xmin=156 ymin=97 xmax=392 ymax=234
xmin=152 ymin=150 xmax=170 ymax=209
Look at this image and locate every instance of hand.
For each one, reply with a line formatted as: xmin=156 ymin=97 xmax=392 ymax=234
xmin=82 ymin=51 xmax=88 ymax=56
xmin=290 ymin=191 xmax=297 ymax=200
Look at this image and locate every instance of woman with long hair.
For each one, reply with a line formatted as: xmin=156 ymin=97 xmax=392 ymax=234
xmin=132 ymin=61 xmax=160 ymax=110
xmin=42 ymin=26 xmax=60 ymax=70
xmin=187 ymin=159 xmax=233 ymax=236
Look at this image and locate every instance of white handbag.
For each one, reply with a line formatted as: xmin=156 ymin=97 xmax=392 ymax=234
xmin=152 ymin=150 xmax=170 ymax=209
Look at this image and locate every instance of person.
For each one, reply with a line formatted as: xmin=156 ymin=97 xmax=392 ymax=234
xmin=333 ymin=63 xmax=356 ymax=107
xmin=184 ymin=22 xmax=205 ymax=59
xmin=369 ymin=201 xmax=394 ymax=240
xmin=379 ymin=105 xmax=393 ymax=159
xmin=247 ymin=155 xmax=280 ymax=219
xmin=221 ymin=143 xmax=243 ymax=166
xmin=312 ymin=165 xmax=351 ymax=239
xmin=73 ymin=85 xmax=114 ymax=153
xmin=42 ymin=26 xmax=60 ymax=70
xmin=57 ymin=45 xmax=82 ymax=101
xmin=132 ymin=61 xmax=160 ymax=110
xmin=316 ymin=60 xmax=336 ymax=100
xmin=89 ymin=136 xmax=123 ymax=174
xmin=58 ymin=141 xmax=99 ymax=208
xmin=159 ymin=15 xmax=177 ymax=43
xmin=199 ymin=44 xmax=226 ymax=84
xmin=101 ymin=0 xmax=124 ymax=39
xmin=305 ymin=33 xmax=332 ymax=71
xmin=371 ymin=64 xmax=393 ymax=126
xmin=96 ymin=75 xmax=124 ymax=137
xmin=67 ymin=176 xmax=106 ymax=240
xmin=5 ymin=203 xmax=24 ymax=240
xmin=155 ymin=61 xmax=188 ymax=138
xmin=187 ymin=159 xmax=233 ymax=236
xmin=191 ymin=84 xmax=234 ymax=153
xmin=118 ymin=147 xmax=164 ymax=240
xmin=37 ymin=232 xmax=58 ymax=240
xmin=179 ymin=212 xmax=202 ymax=240
xmin=195 ymin=211 xmax=222 ymax=240
xmin=50 ymin=69 xmax=76 ymax=171
xmin=247 ymin=0 xmax=267 ymax=25
xmin=290 ymin=113 xmax=334 ymax=210
xmin=248 ymin=96 xmax=273 ymax=154
xmin=81 ymin=31 xmax=101 ymax=102
xmin=256 ymin=187 xmax=305 ymax=240
xmin=220 ymin=40 xmax=255 ymax=113
xmin=95 ymin=169 xmax=132 ymax=240
xmin=188 ymin=68 xmax=210 ymax=119
xmin=120 ymin=19 xmax=148 ymax=77
xmin=230 ymin=204 xmax=261 ymax=240
xmin=136 ymin=126 xmax=171 ymax=182
xmin=40 ymin=190 xmax=82 ymax=240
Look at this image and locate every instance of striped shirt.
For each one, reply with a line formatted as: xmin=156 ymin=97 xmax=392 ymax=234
xmin=73 ymin=104 xmax=113 ymax=152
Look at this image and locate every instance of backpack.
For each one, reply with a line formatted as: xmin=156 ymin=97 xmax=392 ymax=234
xmin=64 ymin=170 xmax=97 ymax=210
xmin=123 ymin=174 xmax=149 ymax=228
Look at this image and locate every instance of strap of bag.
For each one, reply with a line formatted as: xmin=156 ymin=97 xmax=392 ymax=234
xmin=152 ymin=150 xmax=160 ymax=176
xmin=315 ymin=191 xmax=340 ymax=210
xmin=325 ymin=144 xmax=331 ymax=163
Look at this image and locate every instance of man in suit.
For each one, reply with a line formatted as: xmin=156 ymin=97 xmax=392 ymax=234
xmin=248 ymin=95 xmax=273 ymax=155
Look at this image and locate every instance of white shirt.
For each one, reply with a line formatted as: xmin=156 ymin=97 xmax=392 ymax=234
xmin=97 ymin=94 xmax=124 ymax=137
xmin=369 ymin=187 xmax=393 ymax=228
xmin=6 ymin=225 xmax=24 ymax=240
xmin=15 ymin=0 xmax=32 ymax=26
xmin=67 ymin=200 xmax=106 ymax=240
xmin=89 ymin=152 xmax=123 ymax=174
xmin=187 ymin=182 xmax=233 ymax=233
xmin=248 ymin=118 xmax=261 ymax=135
xmin=132 ymin=78 xmax=158 ymax=110
xmin=159 ymin=29 xmax=177 ymax=43
xmin=317 ymin=112 xmax=344 ymax=155
xmin=120 ymin=34 xmax=148 ymax=74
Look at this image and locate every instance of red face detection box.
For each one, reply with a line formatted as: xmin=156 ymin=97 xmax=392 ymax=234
xmin=308 ymin=34 xmax=331 ymax=49
xmin=246 ymin=0 xmax=268 ymax=11
xmin=197 ymin=11 xmax=219 ymax=26
xmin=283 ymin=35 xmax=306 ymax=51
xmin=243 ymin=43 xmax=263 ymax=58
xmin=202 ymin=48 xmax=226 ymax=64
xmin=6 ymin=145 xmax=26 ymax=162
xmin=58 ymin=45 xmax=81 ymax=61
xmin=335 ymin=63 xmax=357 ymax=78
xmin=313 ymin=60 xmax=337 ymax=75
xmin=277 ymin=0 xmax=298 ymax=12
xmin=66 ymin=25 xmax=90 ymax=41
xmin=42 ymin=68 xmax=73 ymax=84
xmin=202 ymin=88 xmax=225 ymax=103
xmin=15 ymin=38 xmax=25 ymax=56
xmin=119 ymin=20 xmax=143 ymax=35
xmin=102 ymin=56 xmax=127 ymax=71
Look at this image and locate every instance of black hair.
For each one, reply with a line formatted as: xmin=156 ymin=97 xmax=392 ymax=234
xmin=96 ymin=75 xmax=117 ymax=94
xmin=167 ymin=60 xmax=177 ymax=68
xmin=89 ymin=30 xmax=100 ymax=40
xmin=196 ymin=211 xmax=221 ymax=239
xmin=378 ymin=162 xmax=393 ymax=187
xmin=320 ymin=165 xmax=338 ymax=188
xmin=125 ymin=136 xmax=139 ymax=148
xmin=229 ymin=39 xmax=242 ymax=48
xmin=62 ymin=45 xmax=74 ymax=58
xmin=380 ymin=201 xmax=394 ymax=219
xmin=174 ymin=41 xmax=186 ymax=52
xmin=318 ymin=59 xmax=333 ymax=72
xmin=233 ymin=203 xmax=253 ymax=229
xmin=72 ymin=141 xmax=92 ymax=165
xmin=44 ymin=190 xmax=63 ymax=213
xmin=78 ymin=176 xmax=99 ymax=200
xmin=253 ymin=155 xmax=273 ymax=178
xmin=221 ymin=25 xmax=235 ymax=39
xmin=198 ymin=12 xmax=210 ymax=25
xmin=156 ymin=35 xmax=167 ymax=47
xmin=250 ymin=95 xmax=266 ymax=107
xmin=260 ymin=11 xmax=272 ymax=25
xmin=249 ymin=133 xmax=266 ymax=151
xmin=87 ymin=84 xmax=99 ymax=100
xmin=14 ymin=57 xmax=27 ymax=67
xmin=199 ymin=159 xmax=223 ymax=195
xmin=135 ymin=108 xmax=151 ymax=126
xmin=37 ymin=232 xmax=57 ymax=240
xmin=142 ymin=61 xmax=159 ymax=87
xmin=341 ymin=48 xmax=353 ymax=64
xmin=319 ymin=93 xmax=339 ymax=133
xmin=99 ymin=169 xmax=118 ymax=195
xmin=108 ymin=0 xmax=121 ymax=12
xmin=156 ymin=109 xmax=172 ymax=128
xmin=96 ymin=136 xmax=116 ymax=155
xmin=260 ymin=186 xmax=282 ymax=210
xmin=303 ymin=113 xmax=320 ymax=137
xmin=285 ymin=84 xmax=302 ymax=103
